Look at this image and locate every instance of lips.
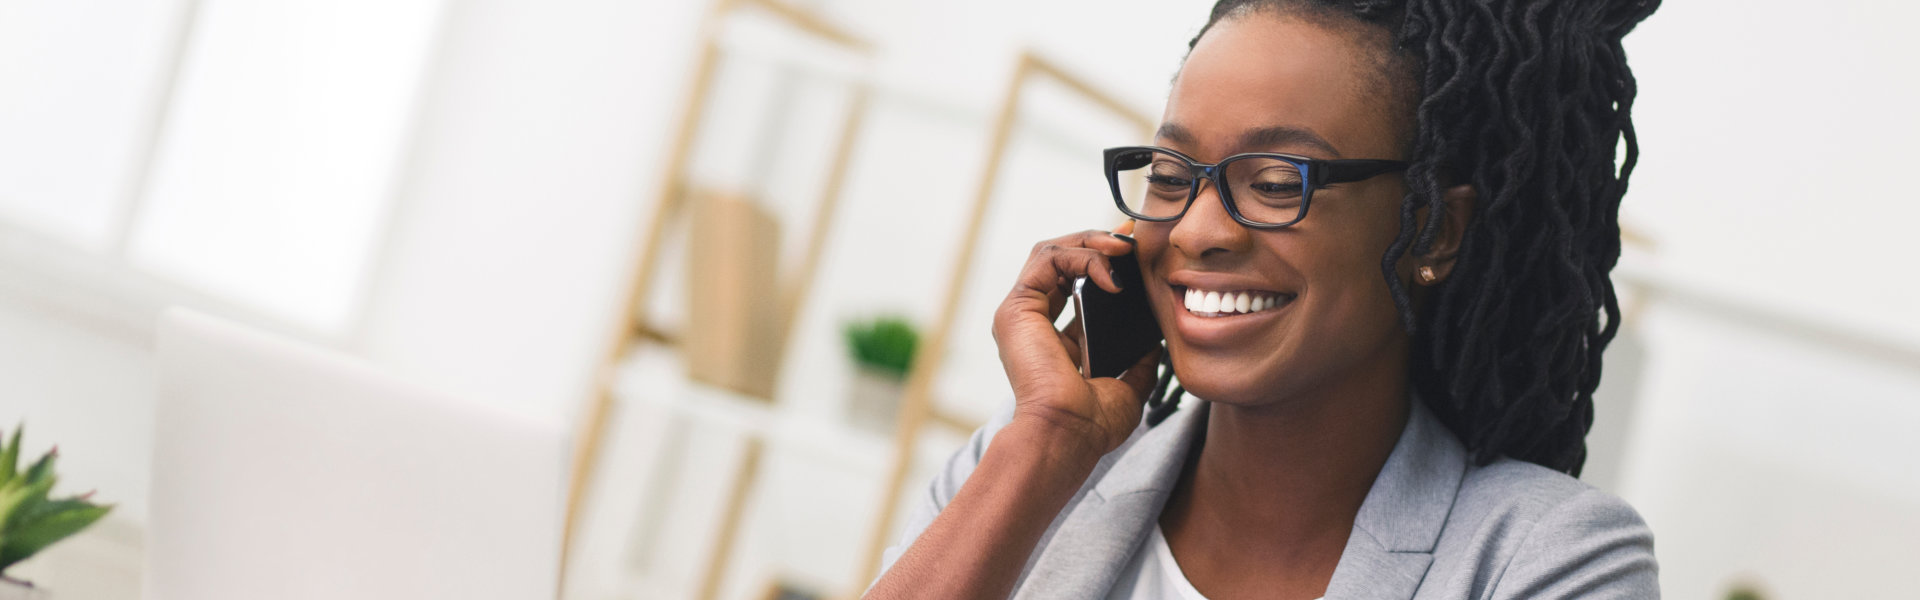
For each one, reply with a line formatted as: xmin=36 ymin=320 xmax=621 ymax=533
xmin=1162 ymin=271 xmax=1296 ymax=347
xmin=1165 ymin=271 xmax=1296 ymax=317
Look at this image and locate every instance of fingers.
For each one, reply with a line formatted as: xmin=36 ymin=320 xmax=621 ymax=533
xmin=1047 ymin=275 xmax=1072 ymax=319
xmin=1079 ymin=228 xmax=1137 ymax=256
xmin=1057 ymin=314 xmax=1084 ymax=370
xmin=1005 ymin=230 xmax=1136 ymax=320
xmin=1057 ymin=249 xmax=1120 ymax=295
xmin=991 ymin=229 xmax=1147 ymax=401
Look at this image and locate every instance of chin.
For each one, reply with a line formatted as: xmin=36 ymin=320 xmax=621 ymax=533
xmin=1165 ymin=353 xmax=1287 ymax=407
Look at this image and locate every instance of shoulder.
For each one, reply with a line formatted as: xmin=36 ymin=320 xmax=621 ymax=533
xmin=874 ymin=403 xmax=1122 ymax=571
xmin=918 ymin=404 xmax=1021 ymax=513
xmin=1455 ymin=458 xmax=1633 ymax=525
xmin=1425 ymin=458 xmax=1660 ymax=599
xmin=915 ymin=402 xmax=1167 ymax=512
xmin=871 ymin=405 xmax=1015 ymax=580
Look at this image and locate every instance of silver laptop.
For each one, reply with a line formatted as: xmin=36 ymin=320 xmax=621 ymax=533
xmin=148 ymin=308 xmax=566 ymax=599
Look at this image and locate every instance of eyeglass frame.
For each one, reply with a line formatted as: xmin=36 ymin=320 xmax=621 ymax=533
xmin=1103 ymin=145 xmax=1408 ymax=229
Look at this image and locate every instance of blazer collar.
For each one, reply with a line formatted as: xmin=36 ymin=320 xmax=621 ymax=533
xmin=1012 ymin=398 xmax=1207 ymax=599
xmin=1323 ymin=398 xmax=1468 ymax=599
xmin=1012 ymin=397 xmax=1467 ymax=600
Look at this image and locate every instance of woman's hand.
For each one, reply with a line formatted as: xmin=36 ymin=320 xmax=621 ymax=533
xmin=865 ymin=225 xmax=1163 ymax=600
xmin=992 ymin=227 xmax=1164 ymax=458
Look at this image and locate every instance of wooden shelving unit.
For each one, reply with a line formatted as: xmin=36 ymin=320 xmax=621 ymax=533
xmin=561 ymin=0 xmax=874 ymax=598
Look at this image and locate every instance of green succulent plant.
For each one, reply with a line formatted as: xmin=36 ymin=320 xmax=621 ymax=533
xmin=0 ymin=425 xmax=111 ymax=578
xmin=844 ymin=316 xmax=919 ymax=381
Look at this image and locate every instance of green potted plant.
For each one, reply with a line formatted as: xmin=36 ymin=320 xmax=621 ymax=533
xmin=0 ymin=426 xmax=112 ymax=599
xmin=1723 ymin=580 xmax=1769 ymax=600
xmin=843 ymin=316 xmax=919 ymax=434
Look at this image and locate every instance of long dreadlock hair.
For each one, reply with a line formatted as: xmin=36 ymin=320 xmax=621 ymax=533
xmin=1141 ymin=0 xmax=1659 ymax=476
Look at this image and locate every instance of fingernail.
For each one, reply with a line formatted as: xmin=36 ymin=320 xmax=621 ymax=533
xmin=1109 ymin=232 xmax=1136 ymax=245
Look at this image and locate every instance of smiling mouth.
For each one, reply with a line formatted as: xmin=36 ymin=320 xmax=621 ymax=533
xmin=1176 ymin=286 xmax=1295 ymax=318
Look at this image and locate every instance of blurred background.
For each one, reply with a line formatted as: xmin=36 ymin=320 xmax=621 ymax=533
xmin=2 ymin=0 xmax=1917 ymax=598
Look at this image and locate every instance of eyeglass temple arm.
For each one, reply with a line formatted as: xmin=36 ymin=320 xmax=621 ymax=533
xmin=1316 ymin=159 xmax=1409 ymax=185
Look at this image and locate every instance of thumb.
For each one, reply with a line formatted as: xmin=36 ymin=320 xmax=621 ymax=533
xmin=1114 ymin=346 xmax=1163 ymax=401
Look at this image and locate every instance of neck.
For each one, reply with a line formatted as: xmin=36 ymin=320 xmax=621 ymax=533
xmin=1161 ymin=350 xmax=1411 ymax=564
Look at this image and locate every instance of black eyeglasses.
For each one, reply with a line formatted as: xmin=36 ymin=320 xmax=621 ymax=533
xmin=1103 ymin=146 xmax=1407 ymax=229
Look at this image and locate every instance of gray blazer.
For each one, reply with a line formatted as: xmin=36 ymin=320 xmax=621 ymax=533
xmin=876 ymin=398 xmax=1659 ymax=599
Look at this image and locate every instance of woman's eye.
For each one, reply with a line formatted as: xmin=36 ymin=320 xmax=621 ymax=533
xmin=1249 ymin=181 xmax=1302 ymax=197
xmin=1146 ymin=174 xmax=1192 ymax=188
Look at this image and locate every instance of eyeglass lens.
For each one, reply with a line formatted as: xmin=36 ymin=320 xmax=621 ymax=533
xmin=1111 ymin=148 xmax=1306 ymax=225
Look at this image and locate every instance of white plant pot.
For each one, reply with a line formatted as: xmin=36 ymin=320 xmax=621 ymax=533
xmin=0 ymin=579 xmax=47 ymax=600
xmin=847 ymin=367 xmax=907 ymax=435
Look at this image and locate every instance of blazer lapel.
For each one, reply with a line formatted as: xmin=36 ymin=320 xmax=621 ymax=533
xmin=1011 ymin=401 xmax=1209 ymax=600
xmin=1323 ymin=399 xmax=1468 ymax=600
xmin=1008 ymin=397 xmax=1468 ymax=600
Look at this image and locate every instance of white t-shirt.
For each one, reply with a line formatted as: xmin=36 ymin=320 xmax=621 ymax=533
xmin=1105 ymin=525 xmax=1325 ymax=600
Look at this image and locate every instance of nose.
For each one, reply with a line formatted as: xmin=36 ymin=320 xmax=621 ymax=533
xmin=1168 ymin=174 xmax=1252 ymax=259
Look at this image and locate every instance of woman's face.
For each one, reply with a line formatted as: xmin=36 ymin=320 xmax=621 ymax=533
xmin=1138 ymin=13 xmax=1416 ymax=407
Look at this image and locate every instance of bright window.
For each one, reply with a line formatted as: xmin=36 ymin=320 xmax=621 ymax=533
xmin=0 ymin=0 xmax=446 ymax=333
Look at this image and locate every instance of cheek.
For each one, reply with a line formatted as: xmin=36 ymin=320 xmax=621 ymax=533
xmin=1133 ymin=223 xmax=1175 ymax=279
xmin=1134 ymin=226 xmax=1178 ymax=316
xmin=1294 ymin=244 xmax=1396 ymax=340
xmin=1285 ymin=203 xmax=1408 ymax=335
xmin=1298 ymin=189 xmax=1409 ymax=285
xmin=1314 ymin=186 xmax=1406 ymax=250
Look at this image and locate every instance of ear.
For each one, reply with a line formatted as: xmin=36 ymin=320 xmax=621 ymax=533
xmin=1415 ymin=183 xmax=1476 ymax=284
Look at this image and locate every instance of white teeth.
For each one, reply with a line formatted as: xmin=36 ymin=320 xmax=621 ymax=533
xmin=1181 ymin=287 xmax=1288 ymax=316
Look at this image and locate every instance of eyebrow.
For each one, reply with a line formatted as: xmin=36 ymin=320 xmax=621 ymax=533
xmin=1155 ymin=122 xmax=1343 ymax=158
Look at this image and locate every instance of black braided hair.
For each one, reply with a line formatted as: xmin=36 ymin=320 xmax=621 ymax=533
xmin=1141 ymin=0 xmax=1659 ymax=476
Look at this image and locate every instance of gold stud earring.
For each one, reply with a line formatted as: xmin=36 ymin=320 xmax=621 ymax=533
xmin=1418 ymin=266 xmax=1438 ymax=283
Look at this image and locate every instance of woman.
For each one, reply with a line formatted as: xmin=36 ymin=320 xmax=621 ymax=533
xmin=869 ymin=0 xmax=1660 ymax=598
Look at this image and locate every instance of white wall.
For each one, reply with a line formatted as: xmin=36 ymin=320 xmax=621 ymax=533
xmin=1622 ymin=0 xmax=1920 ymax=340
xmin=0 ymin=235 xmax=163 ymax=600
xmin=3 ymin=1 xmax=1919 ymax=599
xmin=0 ymin=293 xmax=155 ymax=523
xmin=1617 ymin=1 xmax=1920 ymax=596
xmin=1618 ymin=298 xmax=1920 ymax=599
xmin=352 ymin=0 xmax=711 ymax=423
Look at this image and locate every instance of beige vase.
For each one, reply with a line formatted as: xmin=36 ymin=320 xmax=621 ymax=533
xmin=847 ymin=366 xmax=906 ymax=435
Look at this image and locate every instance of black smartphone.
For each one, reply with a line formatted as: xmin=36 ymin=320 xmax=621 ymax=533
xmin=1072 ymin=250 xmax=1164 ymax=379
